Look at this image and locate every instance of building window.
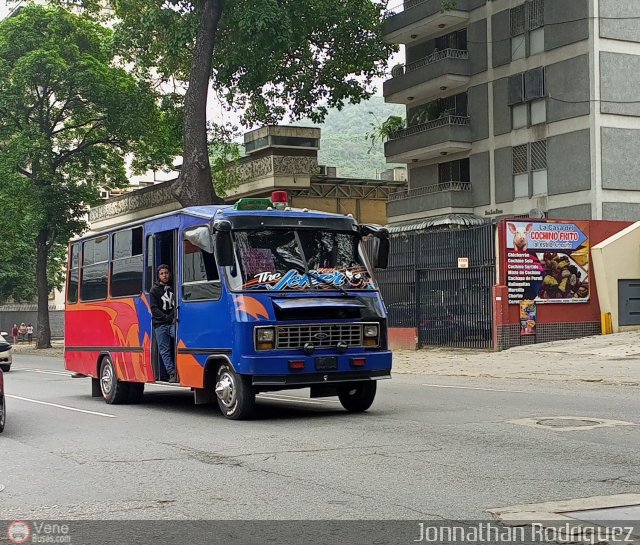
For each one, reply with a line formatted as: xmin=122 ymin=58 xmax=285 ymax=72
xmin=512 ymin=140 xmax=547 ymax=198
xmin=531 ymin=140 xmax=548 ymax=195
xmin=509 ymin=68 xmax=546 ymax=129
xmin=530 ymin=27 xmax=545 ymax=55
xmin=510 ymin=0 xmax=545 ymax=61
xmin=530 ymin=98 xmax=546 ymax=125
xmin=512 ymin=104 xmax=528 ymax=129
xmin=438 ymin=159 xmax=470 ymax=187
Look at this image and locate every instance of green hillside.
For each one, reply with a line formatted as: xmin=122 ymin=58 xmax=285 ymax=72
xmin=296 ymin=96 xmax=405 ymax=179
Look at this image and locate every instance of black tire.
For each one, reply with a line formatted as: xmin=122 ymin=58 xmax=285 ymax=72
xmin=214 ymin=362 xmax=255 ymax=420
xmin=0 ymin=365 xmax=10 ymax=372
xmin=99 ymin=356 xmax=130 ymax=405
xmin=0 ymin=395 xmax=5 ymax=433
xmin=338 ymin=381 xmax=377 ymax=413
xmin=127 ymin=382 xmax=145 ymax=404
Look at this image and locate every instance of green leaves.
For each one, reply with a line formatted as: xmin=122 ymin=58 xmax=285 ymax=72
xmin=0 ymin=5 xmax=178 ymax=304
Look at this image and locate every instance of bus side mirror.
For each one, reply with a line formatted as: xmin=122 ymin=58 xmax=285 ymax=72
xmin=360 ymin=224 xmax=389 ymax=270
xmin=215 ymin=232 xmax=234 ymax=267
xmin=372 ymin=235 xmax=389 ymax=269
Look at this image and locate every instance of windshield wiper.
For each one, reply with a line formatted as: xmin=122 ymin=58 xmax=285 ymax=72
xmin=305 ymin=268 xmax=351 ymax=296
xmin=291 ymin=231 xmax=351 ymax=296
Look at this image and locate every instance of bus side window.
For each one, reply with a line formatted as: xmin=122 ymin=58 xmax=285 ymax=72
xmin=67 ymin=243 xmax=80 ymax=304
xmin=110 ymin=227 xmax=144 ymax=298
xmin=80 ymin=235 xmax=109 ymax=302
xmin=145 ymin=234 xmax=155 ymax=292
xmin=182 ymin=227 xmax=221 ymax=301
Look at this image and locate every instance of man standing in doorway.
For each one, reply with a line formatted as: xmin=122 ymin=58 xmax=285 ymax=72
xmin=150 ymin=264 xmax=178 ymax=383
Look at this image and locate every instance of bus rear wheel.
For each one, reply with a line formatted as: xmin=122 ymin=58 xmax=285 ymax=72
xmin=338 ymin=381 xmax=377 ymax=413
xmin=99 ymin=356 xmax=130 ymax=405
xmin=214 ymin=363 xmax=255 ymax=420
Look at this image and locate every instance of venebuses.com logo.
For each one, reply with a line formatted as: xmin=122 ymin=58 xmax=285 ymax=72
xmin=6 ymin=520 xmax=31 ymax=545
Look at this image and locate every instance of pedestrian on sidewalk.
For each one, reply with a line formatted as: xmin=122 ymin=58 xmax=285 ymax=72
xmin=27 ymin=324 xmax=33 ymax=344
xmin=11 ymin=324 xmax=18 ymax=345
xmin=18 ymin=323 xmax=27 ymax=343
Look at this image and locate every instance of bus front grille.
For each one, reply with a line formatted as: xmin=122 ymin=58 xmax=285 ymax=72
xmin=275 ymin=324 xmax=363 ymax=349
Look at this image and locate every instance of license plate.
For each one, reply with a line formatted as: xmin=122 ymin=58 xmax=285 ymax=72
xmin=315 ymin=356 xmax=338 ymax=371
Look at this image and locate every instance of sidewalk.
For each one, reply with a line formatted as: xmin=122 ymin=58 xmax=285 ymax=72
xmin=9 ymin=332 xmax=640 ymax=386
xmin=393 ymin=330 xmax=640 ymax=386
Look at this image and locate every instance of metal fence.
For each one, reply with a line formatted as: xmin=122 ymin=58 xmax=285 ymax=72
xmin=377 ymin=224 xmax=496 ymax=349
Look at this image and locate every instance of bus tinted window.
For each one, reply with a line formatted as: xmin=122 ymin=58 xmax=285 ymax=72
xmin=81 ymin=236 xmax=109 ymax=301
xmin=67 ymin=244 xmax=80 ymax=304
xmin=111 ymin=227 xmax=143 ymax=297
xmin=182 ymin=230 xmax=220 ymax=301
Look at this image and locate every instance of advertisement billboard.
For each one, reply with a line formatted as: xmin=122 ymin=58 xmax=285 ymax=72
xmin=505 ymin=221 xmax=590 ymax=305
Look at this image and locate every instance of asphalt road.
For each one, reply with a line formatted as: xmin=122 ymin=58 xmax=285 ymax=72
xmin=1 ymin=353 xmax=639 ymax=520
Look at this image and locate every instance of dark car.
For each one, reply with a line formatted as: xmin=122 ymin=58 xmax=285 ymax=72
xmin=0 ymin=368 xmax=5 ymax=433
xmin=0 ymin=334 xmax=12 ymax=372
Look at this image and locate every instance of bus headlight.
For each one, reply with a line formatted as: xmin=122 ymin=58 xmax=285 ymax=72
xmin=255 ymin=327 xmax=275 ymax=350
xmin=363 ymin=324 xmax=379 ymax=347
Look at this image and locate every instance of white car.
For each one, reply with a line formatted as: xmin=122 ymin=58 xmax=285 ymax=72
xmin=0 ymin=334 xmax=12 ymax=372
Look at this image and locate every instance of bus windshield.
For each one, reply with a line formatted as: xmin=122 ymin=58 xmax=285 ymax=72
xmin=228 ymin=229 xmax=375 ymax=291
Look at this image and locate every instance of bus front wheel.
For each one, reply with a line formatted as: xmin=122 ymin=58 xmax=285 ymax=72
xmin=338 ymin=381 xmax=377 ymax=413
xmin=214 ymin=363 xmax=255 ymax=420
xmin=99 ymin=356 xmax=130 ymax=405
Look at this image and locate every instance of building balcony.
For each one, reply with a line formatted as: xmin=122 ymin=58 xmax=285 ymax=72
xmin=387 ymin=181 xmax=474 ymax=217
xmin=384 ymin=0 xmax=470 ymax=45
xmin=384 ymin=48 xmax=470 ymax=104
xmin=384 ymin=115 xmax=472 ymax=163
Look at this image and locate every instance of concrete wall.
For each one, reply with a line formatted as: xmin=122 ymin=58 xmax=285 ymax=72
xmin=494 ymin=147 xmax=514 ymax=204
xmin=545 ymin=0 xmax=589 ymax=51
xmin=468 ymin=19 xmax=488 ymax=75
xmin=546 ymin=55 xmax=591 ymax=122
xmin=601 ymin=127 xmax=640 ymax=190
xmin=491 ymin=9 xmax=511 ymax=68
xmin=0 ymin=309 xmax=65 ymax=340
xmin=470 ymin=152 xmax=491 ymax=207
xmin=289 ymin=197 xmax=387 ymax=225
xmin=493 ymin=77 xmax=511 ymax=136
xmin=592 ymin=222 xmax=640 ymax=331
xmin=409 ymin=164 xmax=438 ymax=189
xmin=547 ymin=130 xmax=591 ymax=195
xmin=469 ymin=83 xmax=489 ymax=141
xmin=602 ymin=202 xmax=640 ymax=221
xmin=599 ymin=0 xmax=640 ymax=42
xmin=600 ymin=52 xmax=640 ymax=116
xmin=547 ymin=204 xmax=592 ymax=220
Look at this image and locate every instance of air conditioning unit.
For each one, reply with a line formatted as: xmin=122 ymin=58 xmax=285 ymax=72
xmin=318 ymin=165 xmax=337 ymax=177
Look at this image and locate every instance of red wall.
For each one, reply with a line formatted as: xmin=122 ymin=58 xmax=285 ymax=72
xmin=496 ymin=219 xmax=632 ymax=328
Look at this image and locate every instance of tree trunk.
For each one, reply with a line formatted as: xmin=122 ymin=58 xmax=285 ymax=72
xmin=36 ymin=229 xmax=52 ymax=349
xmin=172 ymin=0 xmax=225 ymax=207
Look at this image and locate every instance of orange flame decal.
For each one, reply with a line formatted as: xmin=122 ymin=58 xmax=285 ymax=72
xmin=235 ymin=296 xmax=269 ymax=320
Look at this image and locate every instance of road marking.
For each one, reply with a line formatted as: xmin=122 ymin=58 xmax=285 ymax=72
xmin=15 ymin=368 xmax=70 ymax=376
xmin=6 ymin=395 xmax=116 ymax=418
xmin=422 ymin=383 xmax=525 ymax=393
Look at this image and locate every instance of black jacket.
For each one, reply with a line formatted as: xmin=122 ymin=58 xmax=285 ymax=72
xmin=149 ymin=282 xmax=175 ymax=326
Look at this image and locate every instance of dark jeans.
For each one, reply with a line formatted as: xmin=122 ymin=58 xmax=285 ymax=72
xmin=155 ymin=324 xmax=176 ymax=376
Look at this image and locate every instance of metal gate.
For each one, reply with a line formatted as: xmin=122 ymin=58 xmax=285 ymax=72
xmin=380 ymin=224 xmax=495 ymax=349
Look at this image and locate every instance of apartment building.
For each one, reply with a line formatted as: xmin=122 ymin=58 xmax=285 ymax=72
xmin=383 ymin=0 xmax=640 ymax=225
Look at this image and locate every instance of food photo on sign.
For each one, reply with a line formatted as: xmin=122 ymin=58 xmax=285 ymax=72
xmin=505 ymin=221 xmax=590 ymax=304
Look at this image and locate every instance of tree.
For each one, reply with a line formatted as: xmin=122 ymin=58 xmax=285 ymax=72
xmin=61 ymin=0 xmax=396 ymax=207
xmin=0 ymin=5 xmax=176 ymax=347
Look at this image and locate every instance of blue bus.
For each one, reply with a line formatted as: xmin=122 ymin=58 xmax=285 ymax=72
xmin=65 ymin=193 xmax=392 ymax=419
